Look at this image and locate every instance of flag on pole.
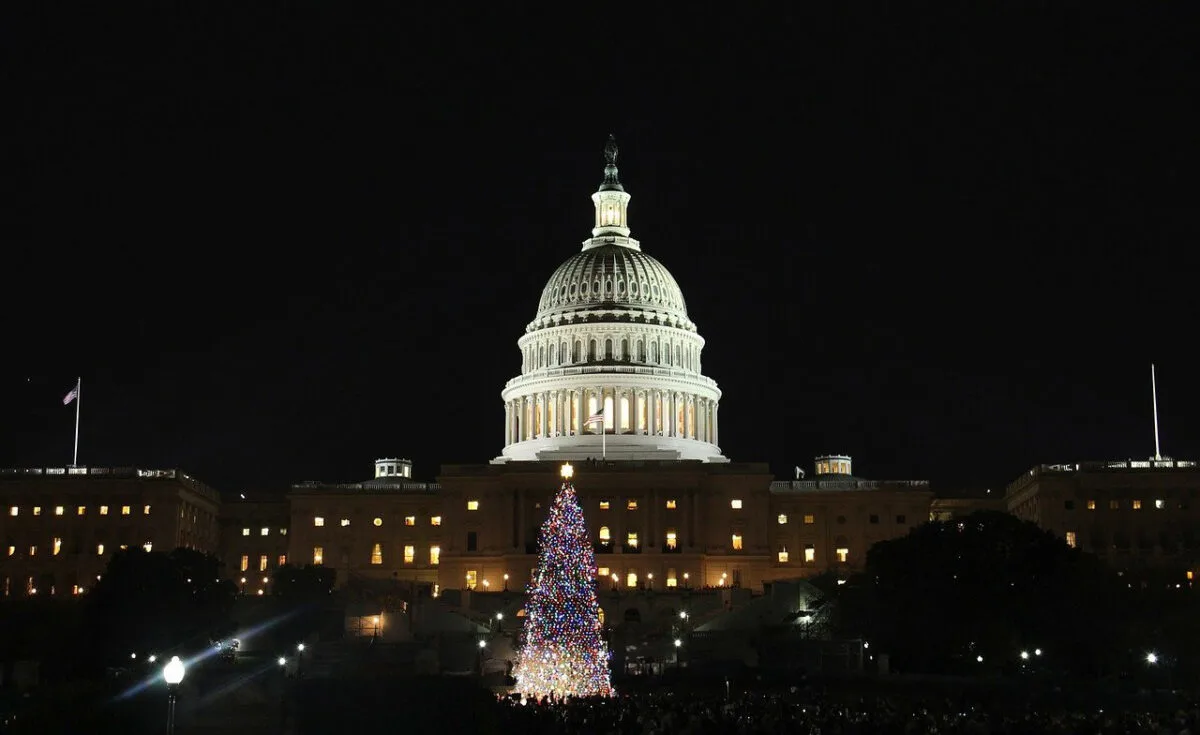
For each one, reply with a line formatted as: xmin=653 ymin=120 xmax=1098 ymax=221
xmin=585 ymin=408 xmax=605 ymax=425
xmin=63 ymin=381 xmax=80 ymax=406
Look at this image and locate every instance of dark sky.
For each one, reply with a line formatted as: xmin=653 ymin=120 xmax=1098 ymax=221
xmin=4 ymin=5 xmax=1198 ymax=495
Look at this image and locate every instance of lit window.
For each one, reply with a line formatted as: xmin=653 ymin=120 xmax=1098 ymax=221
xmin=626 ymin=572 xmax=638 ymax=588
xmin=665 ymin=530 xmax=678 ymax=550
xmin=32 ymin=506 xmax=41 ymax=516
xmin=278 ymin=554 xmax=287 ymax=566
xmin=1155 ymin=499 xmax=1165 ymax=509
xmin=803 ymin=514 xmax=814 ymax=524
xmin=836 ymin=547 xmax=849 ymax=563
xmin=144 ymin=505 xmax=151 ymax=515
xmin=627 ymin=500 xmax=638 ymax=511
xmin=373 ymin=517 xmax=383 ymax=527
xmin=597 ymin=566 xmax=610 ymax=577
xmin=1086 ymin=499 xmax=1096 ymax=510
xmin=6 ymin=545 xmax=14 ymax=556
xmin=778 ymin=514 xmax=788 ymax=524
xmin=778 ymin=547 xmax=789 ymax=563
xmin=1133 ymin=500 xmax=1142 ymax=510
xmin=599 ymin=526 xmax=611 ymax=542
xmin=313 ymin=547 xmax=324 ymax=565
xmin=404 ymin=516 xmax=415 ymax=526
xmin=626 ymin=532 xmax=639 ymax=549
xmin=314 ymin=516 xmax=325 ymax=527
xmin=340 ymin=519 xmax=350 ymax=527
xmin=404 ymin=545 xmax=414 ymax=564
xmin=430 ymin=545 xmax=441 ymax=565
xmin=666 ymin=570 xmax=677 ymax=587
xmin=240 ymin=555 xmax=249 ymax=571
xmin=121 ymin=506 xmax=131 ymax=516
xmin=100 ymin=505 xmax=109 ymax=515
xmin=467 ymin=500 xmax=480 ymax=511
xmin=804 ymin=545 xmax=815 ymax=562
xmin=260 ymin=527 xmax=269 ymax=536
xmin=666 ymin=499 xmax=677 ymax=509
xmin=96 ymin=544 xmax=104 ymax=556
xmin=1109 ymin=500 xmax=1119 ymax=510
xmin=77 ymin=506 xmax=86 ymax=516
xmin=1065 ymin=531 xmax=1077 ymax=548
xmin=259 ymin=555 xmax=268 ymax=571
xmin=242 ymin=528 xmax=250 ymax=536
xmin=597 ymin=607 xmax=605 ymax=624
xmin=55 ymin=506 xmax=64 ymax=516
xmin=280 ymin=528 xmax=288 ymax=535
xmin=29 ymin=546 xmax=36 ymax=557
xmin=371 ymin=544 xmax=383 ymax=565
xmin=731 ymin=534 xmax=743 ymax=551
xmin=53 ymin=538 xmax=62 ymax=556
xmin=730 ymin=499 xmax=742 ymax=509
xmin=465 ymin=570 xmax=478 ymax=589
xmin=143 ymin=541 xmax=153 ymax=552
xmin=599 ymin=500 xmax=610 ymax=510
xmin=431 ymin=516 xmax=442 ymax=526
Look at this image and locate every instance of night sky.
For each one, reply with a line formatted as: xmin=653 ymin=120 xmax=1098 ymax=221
xmin=5 ymin=6 xmax=1198 ymax=495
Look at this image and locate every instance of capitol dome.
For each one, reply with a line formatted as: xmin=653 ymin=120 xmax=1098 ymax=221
xmin=497 ymin=136 xmax=726 ymax=464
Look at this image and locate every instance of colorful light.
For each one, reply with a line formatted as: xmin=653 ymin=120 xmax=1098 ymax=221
xmin=513 ymin=476 xmax=614 ymax=698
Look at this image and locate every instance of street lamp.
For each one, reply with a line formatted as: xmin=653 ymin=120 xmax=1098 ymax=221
xmin=683 ymin=572 xmax=690 ymax=590
xmin=1147 ymin=652 xmax=1159 ymax=664
xmin=503 ymin=573 xmax=510 ymax=592
xmin=647 ymin=572 xmax=653 ymax=590
xmin=162 ymin=656 xmax=185 ymax=735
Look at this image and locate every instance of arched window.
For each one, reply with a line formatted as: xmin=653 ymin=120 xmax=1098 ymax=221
xmin=560 ymin=341 xmax=568 ymax=365
xmin=604 ymin=339 xmax=613 ymax=360
xmin=637 ymin=339 xmax=645 ymax=362
xmin=651 ymin=342 xmax=659 ymax=363
xmin=538 ymin=345 xmax=544 ymax=368
xmin=573 ymin=341 xmax=581 ymax=363
xmin=588 ymin=340 xmax=597 ymax=361
xmin=599 ymin=526 xmax=611 ymax=542
xmin=620 ymin=338 xmax=629 ymax=361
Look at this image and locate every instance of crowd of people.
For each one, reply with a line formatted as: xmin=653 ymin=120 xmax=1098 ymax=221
xmin=493 ymin=687 xmax=1196 ymax=734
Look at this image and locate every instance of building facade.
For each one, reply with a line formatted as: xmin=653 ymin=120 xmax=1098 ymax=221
xmin=0 ymin=466 xmax=220 ymax=597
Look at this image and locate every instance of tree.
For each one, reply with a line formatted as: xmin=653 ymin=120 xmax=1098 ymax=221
xmin=513 ymin=463 xmax=614 ymax=698
xmin=850 ymin=511 xmax=1126 ymax=677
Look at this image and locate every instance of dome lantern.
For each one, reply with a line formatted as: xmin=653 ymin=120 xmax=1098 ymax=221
xmin=590 ymin=134 xmax=633 ymax=240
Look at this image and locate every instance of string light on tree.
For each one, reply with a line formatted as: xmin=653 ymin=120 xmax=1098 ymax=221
xmin=513 ymin=462 xmax=614 ymax=698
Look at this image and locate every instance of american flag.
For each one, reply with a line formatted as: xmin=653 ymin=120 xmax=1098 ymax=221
xmin=63 ymin=381 xmax=79 ymax=406
xmin=585 ymin=408 xmax=605 ymax=424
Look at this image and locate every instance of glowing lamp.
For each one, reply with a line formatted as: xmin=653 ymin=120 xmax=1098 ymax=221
xmin=163 ymin=656 xmax=185 ymax=685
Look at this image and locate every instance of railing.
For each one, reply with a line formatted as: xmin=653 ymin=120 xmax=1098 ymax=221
xmin=291 ymin=481 xmax=441 ymax=493
xmin=1006 ymin=459 xmax=1199 ymax=496
xmin=504 ymin=365 xmax=719 ymax=390
xmin=770 ymin=479 xmax=930 ymax=492
xmin=0 ymin=466 xmax=165 ymax=478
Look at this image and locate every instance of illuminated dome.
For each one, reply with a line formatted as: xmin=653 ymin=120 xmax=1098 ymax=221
xmin=497 ymin=136 xmax=726 ymax=464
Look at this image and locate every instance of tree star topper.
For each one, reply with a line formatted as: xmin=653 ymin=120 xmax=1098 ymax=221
xmin=560 ymin=462 xmax=574 ymax=480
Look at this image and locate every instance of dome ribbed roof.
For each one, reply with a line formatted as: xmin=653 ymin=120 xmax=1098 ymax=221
xmin=534 ymin=243 xmax=690 ymax=323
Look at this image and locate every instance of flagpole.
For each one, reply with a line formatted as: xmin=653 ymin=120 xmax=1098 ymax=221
xmin=602 ymin=423 xmax=606 ymax=461
xmin=73 ymin=377 xmax=81 ymax=467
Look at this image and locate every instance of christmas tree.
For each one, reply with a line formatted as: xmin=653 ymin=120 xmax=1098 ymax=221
xmin=513 ymin=462 xmax=614 ymax=698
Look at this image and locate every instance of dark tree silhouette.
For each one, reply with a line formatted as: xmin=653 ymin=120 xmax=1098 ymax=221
xmin=269 ymin=564 xmax=337 ymax=645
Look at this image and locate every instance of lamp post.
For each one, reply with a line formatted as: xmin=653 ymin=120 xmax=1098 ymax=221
xmin=296 ymin=643 xmax=305 ymax=678
xmin=162 ymin=656 xmax=185 ymax=735
xmin=503 ymin=573 xmax=510 ymax=592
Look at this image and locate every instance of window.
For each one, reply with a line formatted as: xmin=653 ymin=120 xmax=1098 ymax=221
xmin=29 ymin=546 xmax=36 ymax=557
xmin=467 ymin=531 xmax=478 ymax=552
xmin=429 ymin=545 xmax=441 ymax=565
xmin=404 ymin=545 xmax=415 ymax=564
xmin=597 ymin=566 xmax=610 ymax=577
xmin=259 ymin=555 xmax=268 ymax=571
xmin=278 ymin=554 xmax=287 ymax=567
xmin=731 ymin=534 xmax=743 ymax=551
xmin=730 ymin=499 xmax=742 ymax=509
xmin=53 ymin=538 xmax=62 ymax=556
xmin=465 ymin=570 xmax=478 ymax=589
xmin=96 ymin=544 xmax=104 ymax=556
xmin=803 ymin=514 xmax=814 ymax=524
xmin=666 ymin=499 xmax=677 ymax=509
xmin=836 ymin=547 xmax=849 ymax=563
xmin=340 ymin=518 xmax=350 ymax=527
xmin=626 ymin=572 xmax=638 ymax=588
xmin=144 ymin=505 xmax=152 ymax=515
xmin=121 ymin=506 xmax=131 ymax=516
xmin=32 ymin=506 xmax=41 ymax=516
xmin=242 ymin=528 xmax=250 ymax=536
xmin=804 ymin=544 xmax=815 ymax=562
xmin=280 ymin=528 xmax=288 ymax=535
xmin=1133 ymin=500 xmax=1142 ymax=510
xmin=371 ymin=544 xmax=383 ymax=565
xmin=77 ymin=506 xmax=86 ymax=516
xmin=7 ymin=545 xmax=14 ymax=556
xmin=1063 ymin=500 xmax=1075 ymax=510
xmin=143 ymin=541 xmax=153 ymax=552
xmin=467 ymin=500 xmax=480 ymax=511
xmin=869 ymin=514 xmax=879 ymax=524
xmin=431 ymin=516 xmax=442 ymax=526
xmin=1108 ymin=500 xmax=1119 ymax=510
xmin=896 ymin=515 xmax=907 ymax=524
xmin=314 ymin=516 xmax=325 ymax=527
xmin=100 ymin=505 xmax=109 ymax=515
xmin=665 ymin=530 xmax=678 ymax=550
xmin=626 ymin=532 xmax=639 ymax=549
xmin=1065 ymin=531 xmax=1077 ymax=548
xmin=599 ymin=526 xmax=611 ymax=542
xmin=404 ymin=516 xmax=415 ymax=526
xmin=1087 ymin=499 xmax=1096 ymax=510
xmin=55 ymin=506 xmax=64 ymax=516
xmin=778 ymin=546 xmax=789 ymax=563
xmin=627 ymin=500 xmax=638 ymax=510
xmin=313 ymin=547 xmax=324 ymax=565
xmin=240 ymin=555 xmax=249 ymax=572
xmin=260 ymin=527 xmax=269 ymax=536
xmin=666 ymin=570 xmax=677 ymax=587
xmin=1155 ymin=499 xmax=1166 ymax=510
xmin=599 ymin=500 xmax=610 ymax=510
xmin=778 ymin=514 xmax=788 ymax=524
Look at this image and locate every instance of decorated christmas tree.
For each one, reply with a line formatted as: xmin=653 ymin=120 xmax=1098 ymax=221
xmin=513 ymin=462 xmax=614 ymax=698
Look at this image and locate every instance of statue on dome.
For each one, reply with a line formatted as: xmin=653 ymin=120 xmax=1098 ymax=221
xmin=604 ymin=134 xmax=618 ymax=165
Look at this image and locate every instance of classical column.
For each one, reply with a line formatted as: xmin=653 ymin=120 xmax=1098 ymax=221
xmin=517 ymin=397 xmax=526 ymax=442
xmin=541 ymin=391 xmax=549 ymax=438
xmin=504 ymin=402 xmax=512 ymax=446
xmin=712 ymin=403 xmax=719 ymax=447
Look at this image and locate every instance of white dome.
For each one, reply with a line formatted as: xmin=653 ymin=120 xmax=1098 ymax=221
xmin=496 ymin=137 xmax=726 ymax=464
